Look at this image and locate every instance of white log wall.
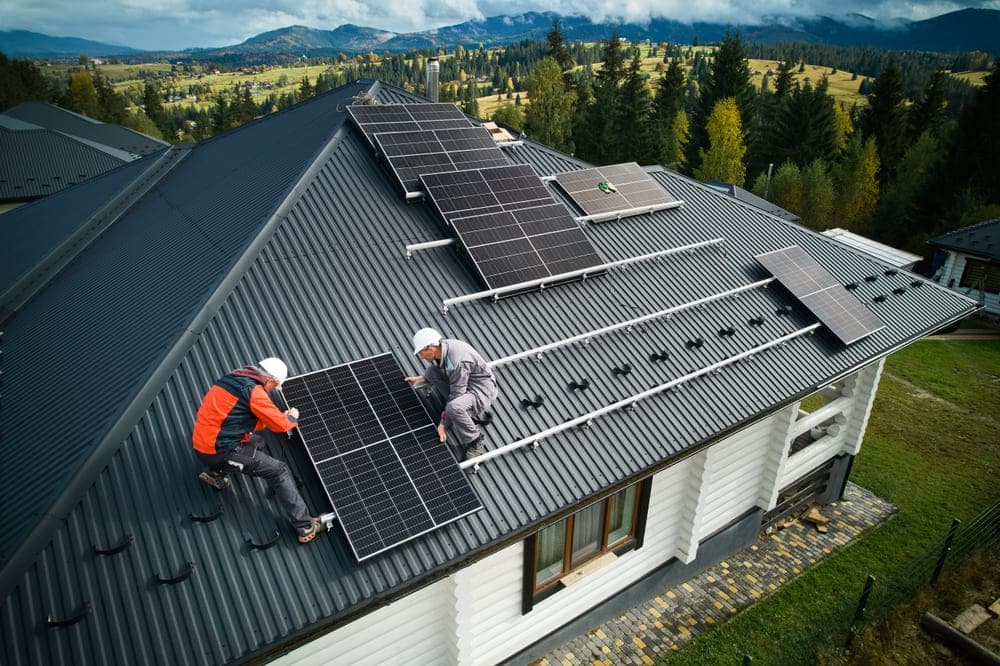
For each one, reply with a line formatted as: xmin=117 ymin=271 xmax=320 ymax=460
xmin=273 ymin=365 xmax=885 ymax=665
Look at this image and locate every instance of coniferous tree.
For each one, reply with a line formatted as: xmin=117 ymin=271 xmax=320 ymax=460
xmin=524 ymin=57 xmax=576 ymax=153
xmin=577 ymin=31 xmax=627 ymax=164
xmin=859 ymin=59 xmax=907 ymax=184
xmin=0 ymin=54 xmax=53 ymax=111
xmin=546 ymin=19 xmax=574 ymax=74
xmin=768 ymin=77 xmax=839 ymax=167
xmin=694 ymin=97 xmax=747 ymax=184
xmin=142 ymin=82 xmax=171 ymax=139
xmin=872 ymin=131 xmax=943 ymax=250
xmin=618 ymin=54 xmax=655 ymax=163
xmin=93 ymin=73 xmax=127 ymax=124
xmin=685 ymin=31 xmax=756 ymax=181
xmin=908 ymin=69 xmax=948 ymax=142
xmin=653 ymin=58 xmax=686 ymax=165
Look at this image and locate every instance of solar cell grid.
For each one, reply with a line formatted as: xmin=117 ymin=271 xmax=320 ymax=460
xmin=282 ymin=354 xmax=482 ymax=561
xmin=348 ymin=103 xmax=474 ymax=140
xmin=553 ymin=162 xmax=681 ymax=221
xmin=755 ymin=246 xmax=883 ymax=345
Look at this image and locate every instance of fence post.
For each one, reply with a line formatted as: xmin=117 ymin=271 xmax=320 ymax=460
xmin=930 ymin=518 xmax=961 ymax=586
xmin=851 ymin=574 xmax=876 ymax=634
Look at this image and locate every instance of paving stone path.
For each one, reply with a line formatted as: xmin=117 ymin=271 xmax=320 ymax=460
xmin=529 ymin=482 xmax=895 ymax=666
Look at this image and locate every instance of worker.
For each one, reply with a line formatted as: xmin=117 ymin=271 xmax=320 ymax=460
xmin=406 ymin=328 xmax=498 ymax=461
xmin=191 ymin=357 xmax=325 ymax=544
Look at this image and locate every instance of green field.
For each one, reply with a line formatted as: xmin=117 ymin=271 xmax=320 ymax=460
xmin=667 ymin=327 xmax=1000 ymax=664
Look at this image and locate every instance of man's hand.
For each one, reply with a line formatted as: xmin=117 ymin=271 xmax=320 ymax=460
xmin=437 ymin=423 xmax=447 ymax=442
xmin=406 ymin=375 xmax=426 ymax=387
xmin=286 ymin=407 xmax=299 ymax=419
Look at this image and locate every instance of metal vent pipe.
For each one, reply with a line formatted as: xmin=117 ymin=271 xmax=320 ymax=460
xmin=426 ymin=58 xmax=440 ymax=102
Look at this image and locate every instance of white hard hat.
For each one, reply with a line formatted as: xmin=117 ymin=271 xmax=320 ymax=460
xmin=258 ymin=357 xmax=289 ymax=385
xmin=412 ymin=328 xmax=442 ymax=356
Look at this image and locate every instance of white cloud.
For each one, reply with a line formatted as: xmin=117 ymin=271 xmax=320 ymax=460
xmin=4 ymin=0 xmax=998 ymax=51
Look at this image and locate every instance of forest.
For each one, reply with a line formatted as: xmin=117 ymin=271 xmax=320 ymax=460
xmin=1 ymin=22 xmax=998 ymax=263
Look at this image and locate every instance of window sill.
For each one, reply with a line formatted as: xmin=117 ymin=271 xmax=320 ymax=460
xmin=559 ymin=551 xmax=618 ymax=587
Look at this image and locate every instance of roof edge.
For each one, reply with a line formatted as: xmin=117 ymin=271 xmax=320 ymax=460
xmin=0 ymin=120 xmax=359 ymax=602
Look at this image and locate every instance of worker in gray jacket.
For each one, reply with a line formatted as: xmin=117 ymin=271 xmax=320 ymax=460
xmin=406 ymin=328 xmax=498 ymax=461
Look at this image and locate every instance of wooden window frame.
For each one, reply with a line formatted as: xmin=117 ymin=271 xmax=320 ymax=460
xmin=522 ymin=478 xmax=651 ymax=613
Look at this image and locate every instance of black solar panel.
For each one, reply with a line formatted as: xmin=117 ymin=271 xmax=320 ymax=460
xmin=374 ymin=127 xmax=509 ymax=195
xmin=756 ymin=246 xmax=883 ymax=345
xmin=422 ymin=165 xmax=605 ymax=289
xmin=282 ymin=353 xmax=482 ymax=561
xmin=553 ymin=162 xmax=681 ymax=221
xmin=347 ymin=103 xmax=474 ymax=140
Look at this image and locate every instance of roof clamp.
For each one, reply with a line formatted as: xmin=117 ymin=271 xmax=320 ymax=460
xmin=568 ymin=378 xmax=590 ymax=391
xmin=649 ymin=351 xmax=669 ymax=363
xmin=612 ymin=363 xmax=632 ymax=377
xmin=521 ymin=395 xmax=545 ymax=410
xmin=531 ymin=440 xmax=541 ymax=450
xmin=534 ymin=353 xmax=544 ymax=363
xmin=626 ymin=401 xmax=638 ymax=412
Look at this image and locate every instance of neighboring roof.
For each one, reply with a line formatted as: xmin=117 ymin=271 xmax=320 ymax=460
xmin=3 ymin=102 xmax=169 ymax=157
xmin=0 ymin=126 xmax=129 ymax=202
xmin=822 ymin=228 xmax=923 ymax=268
xmin=704 ymin=181 xmax=800 ymax=222
xmin=0 ymin=81 xmax=978 ymax=665
xmin=928 ymin=218 xmax=1000 ymax=262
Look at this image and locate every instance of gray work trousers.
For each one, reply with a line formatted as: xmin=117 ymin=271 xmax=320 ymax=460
xmin=425 ymin=369 xmax=495 ymax=446
xmin=196 ymin=445 xmax=312 ymax=528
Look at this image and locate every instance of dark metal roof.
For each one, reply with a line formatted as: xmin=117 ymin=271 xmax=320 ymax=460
xmin=928 ymin=217 xmax=1000 ymax=262
xmin=705 ymin=181 xmax=801 ymax=222
xmin=3 ymin=102 xmax=169 ymax=157
xmin=0 ymin=126 xmax=129 ymax=202
xmin=0 ymin=82 xmax=978 ymax=665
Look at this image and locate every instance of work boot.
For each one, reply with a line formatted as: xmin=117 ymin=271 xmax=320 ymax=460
xmin=464 ymin=436 xmax=486 ymax=461
xmin=297 ymin=516 xmax=325 ymax=544
xmin=198 ymin=470 xmax=231 ymax=491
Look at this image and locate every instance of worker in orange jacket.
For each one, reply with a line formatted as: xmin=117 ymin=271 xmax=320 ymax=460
xmin=192 ymin=357 xmax=324 ymax=543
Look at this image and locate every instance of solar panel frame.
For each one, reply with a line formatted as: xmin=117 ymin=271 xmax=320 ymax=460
xmin=347 ymin=103 xmax=474 ymax=140
xmin=282 ymin=353 xmax=482 ymax=561
xmin=553 ymin=162 xmax=682 ymax=221
xmin=755 ymin=246 xmax=884 ymax=345
xmin=373 ymin=127 xmax=509 ymax=195
xmin=422 ymin=165 xmax=605 ymax=289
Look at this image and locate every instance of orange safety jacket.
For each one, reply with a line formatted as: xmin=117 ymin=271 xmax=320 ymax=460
xmin=191 ymin=365 xmax=298 ymax=455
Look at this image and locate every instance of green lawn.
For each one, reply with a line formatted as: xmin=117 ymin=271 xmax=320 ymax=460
xmin=666 ymin=334 xmax=1000 ymax=665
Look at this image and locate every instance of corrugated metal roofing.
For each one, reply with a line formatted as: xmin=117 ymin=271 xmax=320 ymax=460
xmin=0 ymin=126 xmax=128 ymax=201
xmin=823 ymin=227 xmax=922 ymax=268
xmin=928 ymin=217 xmax=1000 ymax=262
xmin=0 ymin=82 xmax=978 ymax=665
xmin=3 ymin=102 xmax=169 ymax=156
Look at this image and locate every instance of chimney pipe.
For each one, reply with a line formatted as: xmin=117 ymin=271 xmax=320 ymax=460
xmin=426 ymin=57 xmax=440 ymax=102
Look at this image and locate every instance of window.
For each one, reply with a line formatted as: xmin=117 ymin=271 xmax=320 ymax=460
xmin=524 ymin=480 xmax=650 ymax=610
xmin=959 ymin=259 xmax=999 ymax=294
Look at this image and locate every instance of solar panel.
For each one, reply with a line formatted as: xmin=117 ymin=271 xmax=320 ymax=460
xmin=282 ymin=353 xmax=482 ymax=561
xmin=553 ymin=162 xmax=682 ymax=222
xmin=374 ymin=127 xmax=509 ymax=195
xmin=421 ymin=165 xmax=605 ymax=289
xmin=756 ymin=246 xmax=883 ymax=345
xmin=347 ymin=103 xmax=474 ymax=140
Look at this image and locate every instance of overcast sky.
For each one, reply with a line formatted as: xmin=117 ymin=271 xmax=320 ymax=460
xmin=5 ymin=0 xmax=998 ymax=51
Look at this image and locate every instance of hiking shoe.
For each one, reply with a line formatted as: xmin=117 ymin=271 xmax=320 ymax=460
xmin=199 ymin=471 xmax=231 ymax=491
xmin=297 ymin=516 xmax=325 ymax=544
xmin=464 ymin=437 xmax=486 ymax=461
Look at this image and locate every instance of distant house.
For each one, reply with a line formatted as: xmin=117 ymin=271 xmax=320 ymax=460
xmin=0 ymin=102 xmax=167 ymax=212
xmin=0 ymin=80 xmax=976 ymax=665
xmin=929 ymin=218 xmax=1000 ymax=318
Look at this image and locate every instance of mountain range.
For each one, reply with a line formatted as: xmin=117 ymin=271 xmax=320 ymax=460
xmin=2 ymin=8 xmax=998 ymax=60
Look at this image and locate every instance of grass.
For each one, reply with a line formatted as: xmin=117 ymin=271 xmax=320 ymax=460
xmin=665 ymin=333 xmax=1000 ymax=665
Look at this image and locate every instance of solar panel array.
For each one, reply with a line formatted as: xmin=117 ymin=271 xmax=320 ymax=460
xmin=282 ymin=353 xmax=482 ymax=561
xmin=421 ymin=165 xmax=605 ymax=288
xmin=374 ymin=127 xmax=509 ymax=194
xmin=553 ymin=162 xmax=682 ymax=221
xmin=347 ymin=103 xmax=475 ymax=139
xmin=756 ymin=245 xmax=884 ymax=345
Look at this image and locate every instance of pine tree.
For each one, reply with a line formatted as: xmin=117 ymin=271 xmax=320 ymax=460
xmin=859 ymin=59 xmax=907 ymax=184
xmin=694 ymin=97 xmax=747 ymax=185
xmin=768 ymin=77 xmax=839 ymax=167
xmin=546 ymin=19 xmax=574 ymax=73
xmin=524 ymin=57 xmax=576 ymax=153
xmin=685 ymin=31 xmax=756 ymax=180
xmin=653 ymin=58 xmax=686 ymax=165
xmin=93 ymin=73 xmax=127 ymax=124
xmin=577 ymin=31 xmax=628 ymax=164
xmin=142 ymin=82 xmax=171 ymax=139
xmin=908 ymin=69 xmax=948 ymax=142
xmin=618 ymin=54 xmax=654 ymax=163
xmin=871 ymin=131 xmax=942 ymax=250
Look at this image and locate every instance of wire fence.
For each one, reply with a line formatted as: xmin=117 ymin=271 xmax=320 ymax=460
xmin=740 ymin=499 xmax=1000 ymax=664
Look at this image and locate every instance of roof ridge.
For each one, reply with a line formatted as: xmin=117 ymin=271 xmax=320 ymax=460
xmin=0 ymin=145 xmax=188 ymax=324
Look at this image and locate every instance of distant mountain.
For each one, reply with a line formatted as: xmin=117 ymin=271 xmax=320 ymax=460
xmin=0 ymin=29 xmax=141 ymax=57
xmin=2 ymin=9 xmax=998 ymax=60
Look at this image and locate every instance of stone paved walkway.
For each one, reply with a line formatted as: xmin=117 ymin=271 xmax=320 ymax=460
xmin=528 ymin=482 xmax=895 ymax=666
